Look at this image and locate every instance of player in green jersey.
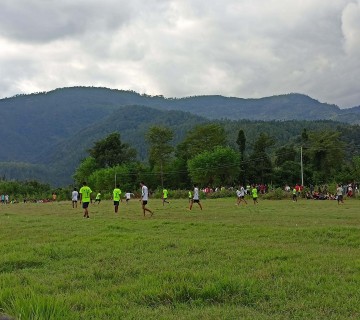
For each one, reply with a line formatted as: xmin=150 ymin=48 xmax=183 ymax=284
xmin=94 ymin=191 xmax=102 ymax=204
xmin=79 ymin=182 xmax=93 ymax=218
xmin=162 ymin=188 xmax=170 ymax=206
xmin=251 ymin=185 xmax=258 ymax=205
xmin=113 ymin=185 xmax=122 ymax=213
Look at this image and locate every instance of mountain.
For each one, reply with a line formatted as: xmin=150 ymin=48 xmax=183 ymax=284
xmin=43 ymin=106 xmax=207 ymax=185
xmin=1 ymin=86 xmax=360 ymax=185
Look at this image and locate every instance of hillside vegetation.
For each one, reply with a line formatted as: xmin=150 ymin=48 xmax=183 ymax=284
xmin=1 ymin=87 xmax=360 ymax=186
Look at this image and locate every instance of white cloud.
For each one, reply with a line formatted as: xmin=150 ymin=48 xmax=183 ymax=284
xmin=342 ymin=0 xmax=360 ymax=54
xmin=0 ymin=0 xmax=359 ymax=108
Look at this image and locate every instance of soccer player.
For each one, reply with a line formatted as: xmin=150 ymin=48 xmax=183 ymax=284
xmin=189 ymin=184 xmax=203 ymax=210
xmin=71 ymin=187 xmax=79 ymax=208
xmin=336 ymin=184 xmax=344 ymax=204
xmin=251 ymin=185 xmax=258 ymax=205
xmin=140 ymin=182 xmax=153 ymax=217
xmin=236 ymin=185 xmax=247 ymax=205
xmin=292 ymin=187 xmax=297 ymax=202
xmin=162 ymin=188 xmax=170 ymax=206
xmin=79 ymin=182 xmax=92 ymax=218
xmin=94 ymin=191 xmax=102 ymax=204
xmin=113 ymin=185 xmax=121 ymax=213
xmin=188 ymin=190 xmax=192 ymax=203
xmin=124 ymin=192 xmax=134 ymax=204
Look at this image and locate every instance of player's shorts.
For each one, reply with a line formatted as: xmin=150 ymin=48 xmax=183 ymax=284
xmin=114 ymin=201 xmax=119 ymax=206
xmin=142 ymin=200 xmax=148 ymax=205
xmin=72 ymin=200 xmax=78 ymax=203
xmin=82 ymin=202 xmax=89 ymax=208
xmin=337 ymin=195 xmax=343 ymax=201
xmin=252 ymin=197 xmax=257 ymax=200
xmin=193 ymin=199 xmax=200 ymax=203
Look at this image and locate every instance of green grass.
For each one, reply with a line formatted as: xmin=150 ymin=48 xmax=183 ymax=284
xmin=0 ymin=198 xmax=359 ymax=319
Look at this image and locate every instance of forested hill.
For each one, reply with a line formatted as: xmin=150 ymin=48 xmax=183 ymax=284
xmin=1 ymin=86 xmax=360 ymax=186
xmin=1 ymin=86 xmax=360 ymax=124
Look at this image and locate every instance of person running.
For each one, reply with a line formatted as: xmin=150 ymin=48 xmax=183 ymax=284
xmin=251 ymin=185 xmax=258 ymax=204
xmin=124 ymin=192 xmax=135 ymax=204
xmin=113 ymin=185 xmax=121 ymax=213
xmin=292 ymin=187 xmax=297 ymax=202
xmin=79 ymin=182 xmax=92 ymax=218
xmin=162 ymin=188 xmax=170 ymax=206
xmin=236 ymin=185 xmax=247 ymax=205
xmin=71 ymin=187 xmax=79 ymax=208
xmin=336 ymin=184 xmax=344 ymax=204
xmin=140 ymin=182 xmax=153 ymax=217
xmin=188 ymin=190 xmax=192 ymax=203
xmin=94 ymin=191 xmax=102 ymax=204
xmin=189 ymin=184 xmax=203 ymax=210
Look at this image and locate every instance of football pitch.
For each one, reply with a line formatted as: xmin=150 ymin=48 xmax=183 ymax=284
xmin=0 ymin=198 xmax=359 ymax=319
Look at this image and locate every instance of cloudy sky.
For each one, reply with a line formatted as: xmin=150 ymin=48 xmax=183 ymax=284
xmin=0 ymin=0 xmax=359 ymax=108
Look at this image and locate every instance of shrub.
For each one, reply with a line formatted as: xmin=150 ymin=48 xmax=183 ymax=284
xmin=262 ymin=188 xmax=291 ymax=200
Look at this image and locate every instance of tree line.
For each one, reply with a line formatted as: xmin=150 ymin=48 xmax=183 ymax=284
xmin=73 ymin=124 xmax=360 ymax=193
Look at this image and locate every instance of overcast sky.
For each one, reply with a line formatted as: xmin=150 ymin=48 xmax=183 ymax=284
xmin=0 ymin=0 xmax=359 ymax=108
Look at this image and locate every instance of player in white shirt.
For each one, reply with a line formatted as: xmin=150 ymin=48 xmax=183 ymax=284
xmin=189 ymin=184 xmax=203 ymax=210
xmin=140 ymin=182 xmax=153 ymax=217
xmin=71 ymin=188 xmax=79 ymax=208
xmin=125 ymin=192 xmax=134 ymax=204
xmin=236 ymin=185 xmax=247 ymax=205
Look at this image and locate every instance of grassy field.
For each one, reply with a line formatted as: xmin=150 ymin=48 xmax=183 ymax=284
xmin=0 ymin=197 xmax=359 ymax=319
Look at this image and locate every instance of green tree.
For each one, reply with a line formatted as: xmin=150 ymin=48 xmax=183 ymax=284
xmin=88 ymin=132 xmax=136 ymax=168
xmin=187 ymin=146 xmax=240 ymax=186
xmin=247 ymin=133 xmax=275 ymax=183
xmin=236 ymin=129 xmax=247 ymax=183
xmin=274 ymin=146 xmax=297 ymax=167
xmin=273 ymin=161 xmax=301 ymax=186
xmin=165 ymin=158 xmax=191 ymax=189
xmin=146 ymin=126 xmax=174 ymax=187
xmin=176 ymin=123 xmax=227 ymax=161
xmin=350 ymin=156 xmax=360 ymax=182
xmin=301 ymin=128 xmax=309 ymax=143
xmin=88 ymin=162 xmax=146 ymax=194
xmin=273 ymin=145 xmax=301 ymax=186
xmin=305 ymin=130 xmax=345 ymax=183
xmin=73 ymin=157 xmax=98 ymax=185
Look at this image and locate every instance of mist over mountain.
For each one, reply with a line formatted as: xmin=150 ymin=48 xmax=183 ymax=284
xmin=0 ymin=86 xmax=359 ymax=186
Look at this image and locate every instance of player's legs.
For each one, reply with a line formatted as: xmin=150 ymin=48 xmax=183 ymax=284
xmin=142 ymin=201 xmax=153 ymax=216
xmin=189 ymin=199 xmax=194 ymax=210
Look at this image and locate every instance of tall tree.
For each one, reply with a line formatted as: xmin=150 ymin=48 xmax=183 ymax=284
xmin=88 ymin=132 xmax=136 ymax=168
xmin=306 ymin=130 xmax=345 ymax=184
xmin=247 ymin=133 xmax=275 ymax=183
xmin=274 ymin=146 xmax=297 ymax=167
xmin=236 ymin=129 xmax=246 ymax=156
xmin=176 ymin=123 xmax=227 ymax=161
xmin=273 ymin=145 xmax=300 ymax=186
xmin=73 ymin=157 xmax=98 ymax=185
xmin=187 ymin=146 xmax=240 ymax=187
xmin=236 ymin=129 xmax=246 ymax=183
xmin=146 ymin=126 xmax=174 ymax=187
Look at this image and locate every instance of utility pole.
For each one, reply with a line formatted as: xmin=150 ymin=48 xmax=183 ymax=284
xmin=300 ymin=146 xmax=304 ymax=186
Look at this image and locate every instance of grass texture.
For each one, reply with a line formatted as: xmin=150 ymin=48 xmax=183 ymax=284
xmin=0 ymin=197 xmax=359 ymax=319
